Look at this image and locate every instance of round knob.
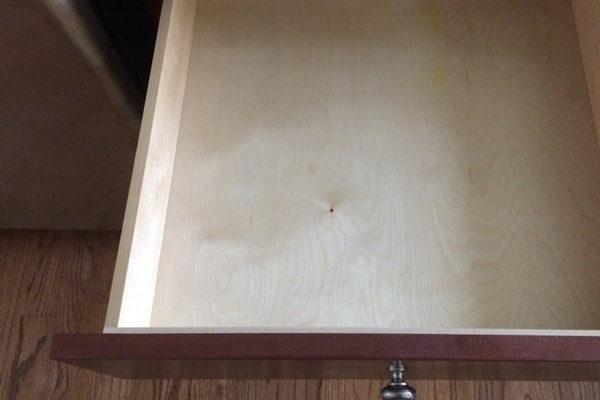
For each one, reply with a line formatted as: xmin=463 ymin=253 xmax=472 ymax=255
xmin=380 ymin=383 xmax=417 ymax=400
xmin=380 ymin=361 xmax=416 ymax=400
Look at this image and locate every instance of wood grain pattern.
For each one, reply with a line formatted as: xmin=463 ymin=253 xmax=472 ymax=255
xmin=2 ymin=230 xmax=600 ymax=398
xmin=142 ymin=0 xmax=600 ymax=329
xmin=104 ymin=0 xmax=199 ymax=328
xmin=573 ymin=0 xmax=600 ymax=148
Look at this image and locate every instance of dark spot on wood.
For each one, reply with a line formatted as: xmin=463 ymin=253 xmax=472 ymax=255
xmin=330 ymin=208 xmax=334 ymax=212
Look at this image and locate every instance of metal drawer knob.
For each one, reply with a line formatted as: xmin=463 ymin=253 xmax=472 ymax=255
xmin=380 ymin=360 xmax=417 ymax=400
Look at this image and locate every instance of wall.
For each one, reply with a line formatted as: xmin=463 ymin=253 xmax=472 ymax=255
xmin=0 ymin=0 xmax=140 ymax=230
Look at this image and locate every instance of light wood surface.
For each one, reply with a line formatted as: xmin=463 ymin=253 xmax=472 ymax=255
xmin=2 ymin=230 xmax=600 ymax=399
xmin=105 ymin=0 xmax=199 ymax=327
xmin=128 ymin=0 xmax=600 ymax=329
xmin=573 ymin=0 xmax=600 ymax=148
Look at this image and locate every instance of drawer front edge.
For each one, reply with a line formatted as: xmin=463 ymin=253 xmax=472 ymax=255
xmin=50 ymin=333 xmax=600 ymax=380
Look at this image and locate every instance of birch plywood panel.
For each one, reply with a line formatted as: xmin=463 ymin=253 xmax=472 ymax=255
xmin=573 ymin=0 xmax=600 ymax=148
xmin=148 ymin=0 xmax=600 ymax=329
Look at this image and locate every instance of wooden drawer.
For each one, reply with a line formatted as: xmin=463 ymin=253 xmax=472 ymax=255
xmin=52 ymin=0 xmax=600 ymax=383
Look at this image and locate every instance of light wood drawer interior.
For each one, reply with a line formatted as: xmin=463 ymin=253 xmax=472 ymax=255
xmin=104 ymin=0 xmax=600 ymax=334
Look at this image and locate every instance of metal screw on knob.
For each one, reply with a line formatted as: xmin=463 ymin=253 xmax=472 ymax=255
xmin=380 ymin=360 xmax=417 ymax=400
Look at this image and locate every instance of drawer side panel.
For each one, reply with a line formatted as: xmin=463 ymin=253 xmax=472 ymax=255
xmin=104 ymin=0 xmax=198 ymax=328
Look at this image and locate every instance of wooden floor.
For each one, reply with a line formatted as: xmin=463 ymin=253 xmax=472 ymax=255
xmin=1 ymin=230 xmax=599 ymax=399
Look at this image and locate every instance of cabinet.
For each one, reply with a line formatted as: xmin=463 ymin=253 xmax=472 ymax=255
xmin=51 ymin=0 xmax=600 ymax=381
